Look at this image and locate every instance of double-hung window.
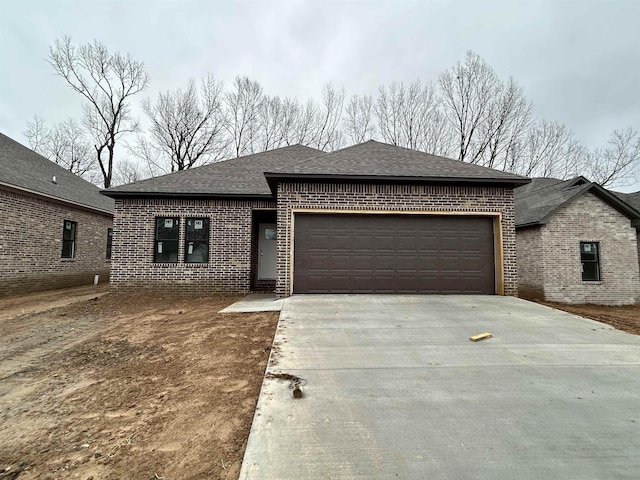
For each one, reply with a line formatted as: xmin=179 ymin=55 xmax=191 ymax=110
xmin=185 ymin=218 xmax=210 ymax=263
xmin=106 ymin=228 xmax=113 ymax=260
xmin=580 ymin=241 xmax=600 ymax=281
xmin=62 ymin=220 xmax=77 ymax=258
xmin=155 ymin=217 xmax=180 ymax=263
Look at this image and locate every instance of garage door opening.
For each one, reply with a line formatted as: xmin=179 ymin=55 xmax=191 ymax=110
xmin=292 ymin=213 xmax=498 ymax=294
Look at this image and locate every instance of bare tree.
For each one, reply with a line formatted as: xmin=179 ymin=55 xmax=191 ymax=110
xmin=138 ymin=75 xmax=227 ymax=172
xmin=375 ymin=80 xmax=451 ymax=153
xmin=344 ymin=94 xmax=376 ymax=144
xmin=48 ymin=36 xmax=149 ymax=188
xmin=223 ymin=76 xmax=263 ymax=157
xmin=256 ymin=95 xmax=287 ymax=151
xmin=286 ymin=99 xmax=320 ymax=146
xmin=310 ymin=84 xmax=345 ymax=151
xmin=24 ymin=116 xmax=96 ymax=178
xmin=505 ymin=120 xmax=582 ymax=178
xmin=112 ymin=158 xmax=147 ymax=186
xmin=585 ymin=128 xmax=640 ymax=187
xmin=482 ymin=77 xmax=533 ymax=170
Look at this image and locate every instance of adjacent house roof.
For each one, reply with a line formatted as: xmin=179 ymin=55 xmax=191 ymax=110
xmin=264 ymin=140 xmax=529 ymax=191
xmin=102 ymin=144 xmax=321 ymax=198
xmin=103 ymin=140 xmax=529 ymax=199
xmin=0 ymin=133 xmax=114 ymax=214
xmin=514 ymin=176 xmax=640 ymax=228
xmin=613 ymin=190 xmax=640 ymax=212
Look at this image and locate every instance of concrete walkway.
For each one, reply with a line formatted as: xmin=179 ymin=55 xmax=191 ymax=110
xmin=218 ymin=294 xmax=284 ymax=313
xmin=240 ymin=295 xmax=640 ymax=479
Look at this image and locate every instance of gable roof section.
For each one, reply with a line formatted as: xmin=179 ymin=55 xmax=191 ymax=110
xmin=103 ymin=140 xmax=529 ymax=199
xmin=264 ymin=140 xmax=529 ymax=191
xmin=515 ymin=176 xmax=640 ymax=228
xmin=102 ymin=145 xmax=321 ymax=198
xmin=0 ymin=133 xmax=114 ymax=214
xmin=613 ymin=190 xmax=640 ymax=212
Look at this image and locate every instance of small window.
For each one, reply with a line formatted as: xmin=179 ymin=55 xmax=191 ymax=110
xmin=155 ymin=217 xmax=180 ymax=263
xmin=580 ymin=242 xmax=600 ymax=281
xmin=185 ymin=218 xmax=210 ymax=263
xmin=264 ymin=227 xmax=277 ymax=240
xmin=106 ymin=228 xmax=113 ymax=260
xmin=62 ymin=220 xmax=77 ymax=258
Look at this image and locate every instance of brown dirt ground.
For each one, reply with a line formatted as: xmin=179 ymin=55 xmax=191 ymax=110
xmin=539 ymin=302 xmax=640 ymax=335
xmin=0 ymin=287 xmax=279 ymax=480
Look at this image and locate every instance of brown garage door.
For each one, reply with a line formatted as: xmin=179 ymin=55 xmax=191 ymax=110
xmin=293 ymin=214 xmax=495 ymax=294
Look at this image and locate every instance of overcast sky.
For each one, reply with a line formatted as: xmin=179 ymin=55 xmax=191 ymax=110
xmin=1 ymin=0 xmax=639 ymax=191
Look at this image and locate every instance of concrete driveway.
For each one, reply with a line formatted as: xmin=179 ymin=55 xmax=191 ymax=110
xmin=240 ymin=295 xmax=640 ymax=479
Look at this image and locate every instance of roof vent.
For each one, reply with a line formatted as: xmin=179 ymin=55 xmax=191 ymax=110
xmin=52 ymin=175 xmax=57 ymax=184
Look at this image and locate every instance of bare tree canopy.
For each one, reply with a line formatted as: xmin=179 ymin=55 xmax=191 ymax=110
xmin=30 ymin=45 xmax=638 ymax=188
xmin=48 ymin=36 xmax=149 ymax=188
xmin=585 ymin=128 xmax=640 ymax=187
xmin=24 ymin=116 xmax=96 ymax=179
xmin=136 ymin=75 xmax=227 ymax=173
xmin=224 ymin=76 xmax=264 ymax=157
xmin=344 ymin=94 xmax=376 ymax=144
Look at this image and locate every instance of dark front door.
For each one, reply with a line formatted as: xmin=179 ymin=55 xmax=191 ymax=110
xmin=293 ymin=214 xmax=495 ymax=294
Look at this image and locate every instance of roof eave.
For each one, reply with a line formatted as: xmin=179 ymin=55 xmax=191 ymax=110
xmin=1 ymin=181 xmax=114 ymax=216
xmin=264 ymin=173 xmax=530 ymax=194
xmin=101 ymin=190 xmax=274 ymax=200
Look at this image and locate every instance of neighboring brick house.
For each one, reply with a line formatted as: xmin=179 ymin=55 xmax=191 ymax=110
xmin=103 ymin=140 xmax=528 ymax=298
xmin=515 ymin=177 xmax=640 ymax=305
xmin=0 ymin=133 xmax=114 ymax=296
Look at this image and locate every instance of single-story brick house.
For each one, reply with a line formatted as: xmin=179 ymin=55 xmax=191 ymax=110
xmin=102 ymin=140 xmax=529 ymax=298
xmin=0 ymin=133 xmax=114 ymax=296
xmin=515 ymin=177 xmax=640 ymax=305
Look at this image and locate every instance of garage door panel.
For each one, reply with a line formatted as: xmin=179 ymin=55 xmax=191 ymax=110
xmin=294 ymin=214 xmax=495 ymax=294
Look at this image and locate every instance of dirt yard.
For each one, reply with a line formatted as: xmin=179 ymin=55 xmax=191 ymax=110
xmin=540 ymin=302 xmax=640 ymax=335
xmin=0 ymin=286 xmax=279 ymax=479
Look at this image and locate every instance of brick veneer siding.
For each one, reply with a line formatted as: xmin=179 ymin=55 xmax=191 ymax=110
xmin=276 ymin=182 xmax=518 ymax=298
xmin=110 ymin=197 xmax=275 ymax=294
xmin=516 ymin=226 xmax=544 ymax=300
xmin=537 ymin=192 xmax=640 ymax=305
xmin=0 ymin=187 xmax=112 ymax=297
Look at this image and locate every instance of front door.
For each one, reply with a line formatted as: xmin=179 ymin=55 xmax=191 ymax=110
xmin=258 ymin=223 xmax=277 ymax=279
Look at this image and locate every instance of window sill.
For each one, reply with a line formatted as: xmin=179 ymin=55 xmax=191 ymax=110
xmin=61 ymin=258 xmax=75 ymax=262
xmin=581 ymin=281 xmax=603 ymax=285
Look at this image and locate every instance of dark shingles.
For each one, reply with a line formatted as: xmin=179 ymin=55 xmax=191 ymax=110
xmin=104 ymin=141 xmax=529 ymax=198
xmin=102 ymin=145 xmax=321 ymax=197
xmin=613 ymin=191 xmax=640 ymax=212
xmin=266 ymin=140 xmax=529 ymax=182
xmin=0 ymin=133 xmax=114 ymax=214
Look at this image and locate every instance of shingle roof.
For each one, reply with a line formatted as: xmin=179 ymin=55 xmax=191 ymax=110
xmin=265 ymin=140 xmax=529 ymax=185
xmin=102 ymin=145 xmax=322 ymax=197
xmin=0 ymin=133 xmax=114 ymax=214
xmin=613 ymin=190 xmax=640 ymax=212
xmin=104 ymin=140 xmax=529 ymax=198
xmin=515 ymin=176 xmax=640 ymax=228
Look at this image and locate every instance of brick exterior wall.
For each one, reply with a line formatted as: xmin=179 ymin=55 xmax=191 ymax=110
xmin=535 ymin=192 xmax=639 ymax=305
xmin=516 ymin=226 xmax=544 ymax=300
xmin=110 ymin=197 xmax=275 ymax=294
xmin=276 ymin=182 xmax=518 ymax=298
xmin=0 ymin=187 xmax=112 ymax=297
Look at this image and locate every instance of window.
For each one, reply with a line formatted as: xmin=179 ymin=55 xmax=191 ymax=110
xmin=62 ymin=220 xmax=77 ymax=258
xmin=106 ymin=228 xmax=113 ymax=260
xmin=155 ymin=217 xmax=180 ymax=263
xmin=580 ymin=241 xmax=600 ymax=281
xmin=185 ymin=218 xmax=210 ymax=263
